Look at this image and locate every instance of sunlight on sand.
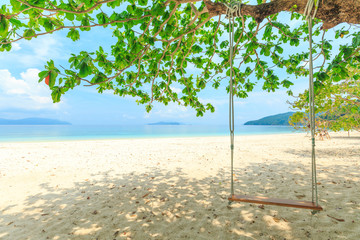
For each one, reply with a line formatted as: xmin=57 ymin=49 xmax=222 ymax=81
xmin=0 ymin=132 xmax=359 ymax=239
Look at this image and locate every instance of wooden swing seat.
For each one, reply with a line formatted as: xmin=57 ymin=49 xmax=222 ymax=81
xmin=229 ymin=195 xmax=323 ymax=211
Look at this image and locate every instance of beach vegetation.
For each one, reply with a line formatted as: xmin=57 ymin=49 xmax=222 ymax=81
xmin=289 ymin=65 xmax=360 ymax=135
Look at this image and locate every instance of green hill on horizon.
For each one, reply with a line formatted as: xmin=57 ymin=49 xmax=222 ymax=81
xmin=244 ymin=112 xmax=295 ymax=126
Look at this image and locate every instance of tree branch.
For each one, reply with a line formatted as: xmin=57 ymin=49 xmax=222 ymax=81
xmin=204 ymin=0 xmax=360 ymax=30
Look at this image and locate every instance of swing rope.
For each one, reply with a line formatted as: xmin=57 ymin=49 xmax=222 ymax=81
xmin=225 ymin=0 xmax=242 ymax=198
xmin=306 ymin=4 xmax=320 ymax=211
xmin=226 ymin=0 xmax=321 ymax=210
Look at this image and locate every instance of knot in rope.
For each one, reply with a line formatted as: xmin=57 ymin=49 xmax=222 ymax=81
xmin=304 ymin=0 xmax=319 ymax=20
xmin=224 ymin=0 xmax=242 ymax=18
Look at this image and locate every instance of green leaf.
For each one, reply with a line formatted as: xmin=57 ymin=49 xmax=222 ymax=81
xmin=0 ymin=15 xmax=9 ymax=37
xmin=23 ymin=28 xmax=35 ymax=40
xmin=145 ymin=104 xmax=153 ymax=112
xmin=343 ymin=47 xmax=352 ymax=59
xmin=352 ymin=34 xmax=360 ymax=48
xmin=0 ymin=40 xmax=11 ymax=52
xmin=78 ymin=62 xmax=92 ymax=78
xmin=316 ymin=72 xmax=329 ymax=82
xmin=126 ymin=5 xmax=135 ymax=14
xmin=43 ymin=19 xmax=53 ymax=32
xmin=10 ymin=0 xmax=21 ymax=11
xmin=65 ymin=13 xmax=75 ymax=21
xmin=263 ymin=25 xmax=272 ymax=39
xmin=80 ymin=17 xmax=90 ymax=31
xmin=49 ymin=70 xmax=58 ymax=88
xmin=92 ymin=72 xmax=107 ymax=84
xmin=9 ymin=18 xmax=22 ymax=28
xmin=350 ymin=106 xmax=358 ymax=114
xmin=191 ymin=45 xmax=203 ymax=54
xmin=96 ymin=12 xmax=109 ymax=25
xmin=51 ymin=87 xmax=62 ymax=103
xmin=38 ymin=70 xmax=49 ymax=82
xmin=275 ymin=46 xmax=283 ymax=54
xmin=138 ymin=0 xmax=148 ymax=6
xmin=150 ymin=3 xmax=165 ymax=16
xmin=67 ymin=28 xmax=80 ymax=41
xmin=281 ymin=79 xmax=294 ymax=88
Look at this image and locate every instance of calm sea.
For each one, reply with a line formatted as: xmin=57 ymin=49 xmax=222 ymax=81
xmin=0 ymin=125 xmax=298 ymax=142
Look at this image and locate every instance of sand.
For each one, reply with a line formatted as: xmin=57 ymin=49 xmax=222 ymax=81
xmin=0 ymin=131 xmax=359 ymax=240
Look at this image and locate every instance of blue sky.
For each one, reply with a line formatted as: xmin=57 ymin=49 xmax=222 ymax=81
xmin=0 ymin=4 xmax=352 ymax=125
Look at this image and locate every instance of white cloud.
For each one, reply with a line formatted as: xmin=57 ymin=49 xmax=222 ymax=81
xmin=0 ymin=35 xmax=66 ymax=68
xmin=11 ymin=43 xmax=21 ymax=51
xmin=22 ymin=36 xmax=65 ymax=66
xmin=0 ymin=68 xmax=62 ymax=110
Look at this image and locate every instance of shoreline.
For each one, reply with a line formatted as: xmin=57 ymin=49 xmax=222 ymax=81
xmin=0 ymin=130 xmax=303 ymax=144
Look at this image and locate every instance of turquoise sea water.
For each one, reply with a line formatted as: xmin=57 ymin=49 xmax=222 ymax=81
xmin=0 ymin=125 xmax=298 ymax=142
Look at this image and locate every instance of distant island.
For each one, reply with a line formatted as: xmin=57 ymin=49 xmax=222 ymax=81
xmin=148 ymin=121 xmax=182 ymax=125
xmin=0 ymin=118 xmax=71 ymax=125
xmin=244 ymin=112 xmax=295 ymax=126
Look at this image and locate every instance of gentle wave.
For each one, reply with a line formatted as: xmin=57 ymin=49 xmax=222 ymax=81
xmin=0 ymin=125 xmax=299 ymax=142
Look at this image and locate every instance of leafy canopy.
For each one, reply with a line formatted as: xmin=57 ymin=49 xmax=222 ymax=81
xmin=0 ymin=0 xmax=360 ymax=116
xmin=290 ymin=64 xmax=360 ymax=132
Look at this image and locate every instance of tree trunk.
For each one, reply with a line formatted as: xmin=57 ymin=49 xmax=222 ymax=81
xmin=204 ymin=0 xmax=360 ymax=29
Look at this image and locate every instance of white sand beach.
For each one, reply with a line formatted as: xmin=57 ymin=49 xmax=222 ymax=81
xmin=0 ymin=132 xmax=359 ymax=240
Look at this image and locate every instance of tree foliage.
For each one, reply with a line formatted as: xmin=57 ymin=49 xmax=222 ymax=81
xmin=290 ymin=65 xmax=360 ymax=133
xmin=0 ymin=0 xmax=360 ymax=116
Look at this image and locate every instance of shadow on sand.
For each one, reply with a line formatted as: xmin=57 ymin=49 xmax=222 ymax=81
xmin=1 ymin=135 xmax=359 ymax=240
